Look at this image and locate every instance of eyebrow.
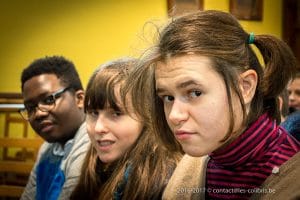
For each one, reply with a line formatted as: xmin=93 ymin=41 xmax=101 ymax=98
xmin=156 ymin=80 xmax=201 ymax=94
xmin=177 ymin=80 xmax=200 ymax=89
xmin=23 ymin=91 xmax=52 ymax=105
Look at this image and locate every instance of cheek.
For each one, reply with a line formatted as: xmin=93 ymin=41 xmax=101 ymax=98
xmin=196 ymin=100 xmax=230 ymax=135
xmin=57 ymin=98 xmax=79 ymax=116
xmin=124 ymin=122 xmax=142 ymax=143
xmin=163 ymin=104 xmax=173 ymax=126
xmin=30 ymin=123 xmax=40 ymax=133
xmin=86 ymin=123 xmax=95 ymax=137
xmin=131 ymin=124 xmax=143 ymax=139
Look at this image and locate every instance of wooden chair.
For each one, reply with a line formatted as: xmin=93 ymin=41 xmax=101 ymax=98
xmin=0 ymin=137 xmax=43 ymax=198
xmin=0 ymin=93 xmax=43 ymax=199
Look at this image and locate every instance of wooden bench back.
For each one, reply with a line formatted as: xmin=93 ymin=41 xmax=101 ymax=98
xmin=0 ymin=137 xmax=43 ymax=198
xmin=0 ymin=93 xmax=43 ymax=198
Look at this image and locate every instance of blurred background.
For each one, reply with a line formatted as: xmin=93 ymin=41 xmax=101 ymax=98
xmin=0 ymin=0 xmax=293 ymax=93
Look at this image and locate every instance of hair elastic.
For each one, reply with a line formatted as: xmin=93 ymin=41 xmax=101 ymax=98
xmin=248 ymin=32 xmax=255 ymax=44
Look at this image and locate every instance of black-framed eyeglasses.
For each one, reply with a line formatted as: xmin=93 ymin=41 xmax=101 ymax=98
xmin=19 ymin=87 xmax=71 ymax=120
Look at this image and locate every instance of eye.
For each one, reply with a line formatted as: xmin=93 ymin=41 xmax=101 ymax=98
xmin=111 ymin=110 xmax=123 ymax=117
xmin=42 ymin=95 xmax=55 ymax=105
xmin=87 ymin=109 xmax=99 ymax=118
xmin=162 ymin=95 xmax=174 ymax=103
xmin=189 ymin=90 xmax=202 ymax=98
xmin=25 ymin=104 xmax=36 ymax=113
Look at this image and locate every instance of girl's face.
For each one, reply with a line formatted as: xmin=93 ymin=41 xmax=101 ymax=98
xmin=287 ymin=77 xmax=300 ymax=111
xmin=155 ymin=55 xmax=244 ymax=156
xmin=86 ymin=88 xmax=143 ymax=163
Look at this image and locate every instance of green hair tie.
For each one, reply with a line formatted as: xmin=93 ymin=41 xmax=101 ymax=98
xmin=248 ymin=32 xmax=255 ymax=44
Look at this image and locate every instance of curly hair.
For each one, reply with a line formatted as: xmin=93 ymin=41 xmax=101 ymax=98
xmin=21 ymin=55 xmax=83 ymax=91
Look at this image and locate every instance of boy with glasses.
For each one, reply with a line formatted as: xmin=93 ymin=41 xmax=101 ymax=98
xmin=19 ymin=56 xmax=90 ymax=200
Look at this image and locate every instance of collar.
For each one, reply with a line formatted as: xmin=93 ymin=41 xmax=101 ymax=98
xmin=51 ymin=122 xmax=86 ymax=157
xmin=209 ymin=113 xmax=279 ymax=166
xmin=52 ymin=139 xmax=74 ymax=157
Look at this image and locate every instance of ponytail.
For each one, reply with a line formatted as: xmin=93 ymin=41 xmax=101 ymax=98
xmin=248 ymin=34 xmax=297 ymax=122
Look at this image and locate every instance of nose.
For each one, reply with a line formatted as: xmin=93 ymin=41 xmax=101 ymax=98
xmin=289 ymin=92 xmax=295 ymax=105
xmin=33 ymin=107 xmax=49 ymax=119
xmin=167 ymin=100 xmax=188 ymax=126
xmin=289 ymin=92 xmax=295 ymax=101
xmin=94 ymin=115 xmax=109 ymax=135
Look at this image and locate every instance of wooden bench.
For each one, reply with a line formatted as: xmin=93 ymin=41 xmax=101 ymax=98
xmin=0 ymin=185 xmax=25 ymax=198
xmin=0 ymin=93 xmax=43 ymax=199
xmin=0 ymin=137 xmax=43 ymax=198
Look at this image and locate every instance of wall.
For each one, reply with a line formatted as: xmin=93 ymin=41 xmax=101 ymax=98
xmin=0 ymin=0 xmax=282 ymax=93
xmin=205 ymin=0 xmax=282 ymax=37
xmin=0 ymin=0 xmax=167 ymax=93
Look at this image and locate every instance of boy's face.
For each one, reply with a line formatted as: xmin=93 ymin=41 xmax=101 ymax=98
xmin=22 ymin=74 xmax=84 ymax=144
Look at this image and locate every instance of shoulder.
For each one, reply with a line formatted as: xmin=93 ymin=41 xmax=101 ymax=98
xmin=61 ymin=123 xmax=90 ymax=175
xmin=281 ymin=111 xmax=300 ymax=131
xmin=281 ymin=111 xmax=300 ymax=141
xmin=36 ymin=142 xmax=53 ymax=161
xmin=162 ymin=154 xmax=209 ymax=200
xmin=251 ymin=152 xmax=300 ymax=200
xmin=73 ymin=122 xmax=89 ymax=138
xmin=69 ymin=122 xmax=90 ymax=156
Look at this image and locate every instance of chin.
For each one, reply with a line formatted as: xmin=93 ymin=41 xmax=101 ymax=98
xmin=42 ymin=136 xmax=56 ymax=143
xmin=183 ymin=147 xmax=206 ymax=157
xmin=99 ymin=158 xmax=110 ymax=164
xmin=99 ymin=156 xmax=115 ymax=164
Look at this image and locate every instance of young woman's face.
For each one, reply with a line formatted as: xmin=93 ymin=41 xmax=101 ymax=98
xmin=156 ymin=55 xmax=243 ymax=157
xmin=287 ymin=77 xmax=300 ymax=111
xmin=86 ymin=89 xmax=143 ymax=163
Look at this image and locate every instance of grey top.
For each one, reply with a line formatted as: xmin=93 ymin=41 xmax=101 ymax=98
xmin=20 ymin=122 xmax=90 ymax=200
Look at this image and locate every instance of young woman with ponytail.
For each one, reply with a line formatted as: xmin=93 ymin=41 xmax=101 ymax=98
xmin=124 ymin=10 xmax=300 ymax=199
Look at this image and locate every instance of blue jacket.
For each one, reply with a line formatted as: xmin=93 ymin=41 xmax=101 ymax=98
xmin=281 ymin=111 xmax=300 ymax=142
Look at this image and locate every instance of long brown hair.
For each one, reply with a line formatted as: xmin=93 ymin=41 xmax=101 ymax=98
xmin=124 ymin=10 xmax=298 ymax=150
xmin=70 ymin=58 xmax=182 ymax=200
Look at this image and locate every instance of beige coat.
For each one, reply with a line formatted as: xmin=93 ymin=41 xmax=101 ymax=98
xmin=162 ymin=155 xmax=209 ymax=200
xmin=250 ymin=152 xmax=300 ymax=200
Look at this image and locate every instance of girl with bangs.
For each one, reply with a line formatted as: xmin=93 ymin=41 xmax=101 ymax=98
xmin=70 ymin=58 xmax=182 ymax=200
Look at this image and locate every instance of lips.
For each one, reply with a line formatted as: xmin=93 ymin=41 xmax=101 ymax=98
xmin=39 ymin=121 xmax=55 ymax=133
xmin=97 ymin=140 xmax=115 ymax=151
xmin=99 ymin=140 xmax=114 ymax=146
xmin=175 ymin=130 xmax=195 ymax=140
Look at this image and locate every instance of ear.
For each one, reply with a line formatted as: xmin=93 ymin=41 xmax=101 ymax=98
xmin=75 ymin=90 xmax=85 ymax=109
xmin=278 ymin=96 xmax=283 ymax=112
xmin=238 ymin=69 xmax=257 ymax=105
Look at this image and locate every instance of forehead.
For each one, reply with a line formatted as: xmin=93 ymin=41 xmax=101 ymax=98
xmin=287 ymin=78 xmax=300 ymax=92
xmin=288 ymin=78 xmax=300 ymax=89
xmin=156 ymin=54 xmax=213 ymax=73
xmin=155 ymin=55 xmax=220 ymax=86
xmin=22 ymin=74 xmax=63 ymax=101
